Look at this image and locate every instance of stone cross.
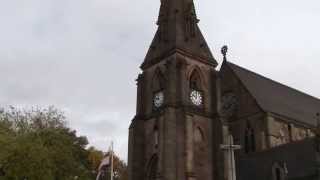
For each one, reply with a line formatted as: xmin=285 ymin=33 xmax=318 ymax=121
xmin=220 ymin=128 xmax=241 ymax=180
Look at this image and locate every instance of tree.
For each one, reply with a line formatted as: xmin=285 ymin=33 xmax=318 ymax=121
xmin=0 ymin=106 xmax=128 ymax=180
xmin=112 ymin=154 xmax=128 ymax=180
xmin=87 ymin=146 xmax=104 ymax=174
xmin=0 ymin=106 xmax=91 ymax=180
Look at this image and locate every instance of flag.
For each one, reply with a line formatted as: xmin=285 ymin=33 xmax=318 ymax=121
xmin=98 ymin=154 xmax=111 ymax=171
xmin=96 ymin=142 xmax=114 ymax=180
xmin=96 ymin=153 xmax=111 ymax=180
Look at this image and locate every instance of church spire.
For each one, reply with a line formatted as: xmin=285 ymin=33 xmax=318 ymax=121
xmin=141 ymin=0 xmax=217 ymax=69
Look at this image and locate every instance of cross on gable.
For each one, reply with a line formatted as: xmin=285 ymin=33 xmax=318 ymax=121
xmin=220 ymin=144 xmax=241 ymax=151
xmin=220 ymin=134 xmax=242 ymax=152
xmin=219 ymin=133 xmax=241 ymax=180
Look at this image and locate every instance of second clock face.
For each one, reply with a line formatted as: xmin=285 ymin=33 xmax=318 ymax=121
xmin=220 ymin=92 xmax=238 ymax=117
xmin=190 ymin=90 xmax=203 ymax=106
xmin=154 ymin=91 xmax=164 ymax=108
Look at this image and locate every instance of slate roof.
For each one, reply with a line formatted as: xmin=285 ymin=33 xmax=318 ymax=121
xmin=236 ymin=138 xmax=319 ymax=180
xmin=226 ymin=61 xmax=320 ymax=126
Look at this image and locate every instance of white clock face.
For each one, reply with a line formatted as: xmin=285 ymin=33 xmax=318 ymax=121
xmin=190 ymin=90 xmax=203 ymax=106
xmin=154 ymin=91 xmax=164 ymax=108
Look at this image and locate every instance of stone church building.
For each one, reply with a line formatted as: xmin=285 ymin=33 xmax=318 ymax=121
xmin=128 ymin=0 xmax=320 ymax=180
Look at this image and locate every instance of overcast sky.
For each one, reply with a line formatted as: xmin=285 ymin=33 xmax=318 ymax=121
xmin=0 ymin=0 xmax=319 ymax=160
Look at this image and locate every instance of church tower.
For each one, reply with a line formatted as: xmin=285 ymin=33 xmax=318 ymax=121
xmin=128 ymin=0 xmax=220 ymax=180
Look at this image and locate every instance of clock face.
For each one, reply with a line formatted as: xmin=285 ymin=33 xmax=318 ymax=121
xmin=220 ymin=92 xmax=238 ymax=117
xmin=154 ymin=91 xmax=164 ymax=108
xmin=190 ymin=90 xmax=203 ymax=106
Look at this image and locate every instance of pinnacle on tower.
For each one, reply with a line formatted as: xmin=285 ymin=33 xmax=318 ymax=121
xmin=141 ymin=0 xmax=217 ymax=69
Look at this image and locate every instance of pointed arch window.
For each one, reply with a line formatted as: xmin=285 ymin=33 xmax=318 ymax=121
xmin=152 ymin=69 xmax=165 ymax=92
xmin=189 ymin=69 xmax=204 ymax=107
xmin=153 ymin=69 xmax=165 ymax=109
xmin=147 ymin=155 xmax=158 ymax=180
xmin=272 ymin=162 xmax=286 ymax=180
xmin=287 ymin=124 xmax=292 ymax=141
xmin=245 ymin=129 xmax=250 ymax=153
xmin=276 ymin=168 xmax=281 ymax=180
xmin=154 ymin=126 xmax=159 ymax=149
xmin=190 ymin=70 xmax=202 ymax=90
xmin=245 ymin=122 xmax=256 ymax=153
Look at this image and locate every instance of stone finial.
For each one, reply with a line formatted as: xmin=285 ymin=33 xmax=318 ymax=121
xmin=221 ymin=45 xmax=228 ymax=62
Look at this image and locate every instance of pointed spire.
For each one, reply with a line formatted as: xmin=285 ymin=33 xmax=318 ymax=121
xmin=141 ymin=0 xmax=217 ymax=69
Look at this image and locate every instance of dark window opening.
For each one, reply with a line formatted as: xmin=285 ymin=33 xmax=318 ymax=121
xmin=276 ymin=167 xmax=281 ymax=180
xmin=154 ymin=126 xmax=159 ymax=149
xmin=288 ymin=124 xmax=292 ymax=141
xmin=245 ymin=131 xmax=250 ymax=153
xmin=190 ymin=81 xmax=198 ymax=89
xmin=250 ymin=129 xmax=256 ymax=152
xmin=245 ymin=122 xmax=256 ymax=153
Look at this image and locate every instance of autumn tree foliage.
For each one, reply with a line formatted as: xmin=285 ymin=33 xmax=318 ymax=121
xmin=0 ymin=106 xmax=128 ymax=180
xmin=87 ymin=147 xmax=128 ymax=180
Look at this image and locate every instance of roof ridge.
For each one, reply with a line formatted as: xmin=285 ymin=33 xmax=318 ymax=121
xmin=227 ymin=61 xmax=320 ymax=102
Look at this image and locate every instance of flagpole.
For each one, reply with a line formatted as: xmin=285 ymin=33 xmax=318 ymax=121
xmin=110 ymin=141 xmax=114 ymax=180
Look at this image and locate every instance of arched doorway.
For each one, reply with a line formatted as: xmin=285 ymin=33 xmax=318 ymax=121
xmin=146 ymin=155 xmax=158 ymax=180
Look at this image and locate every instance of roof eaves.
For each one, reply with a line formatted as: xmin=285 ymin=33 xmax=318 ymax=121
xmin=266 ymin=111 xmax=316 ymax=127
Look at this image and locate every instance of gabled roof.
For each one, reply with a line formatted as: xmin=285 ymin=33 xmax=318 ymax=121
xmin=225 ymin=61 xmax=320 ymax=126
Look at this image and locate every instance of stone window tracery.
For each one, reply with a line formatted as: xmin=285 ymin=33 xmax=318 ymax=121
xmin=189 ymin=70 xmax=202 ymax=90
xmin=245 ymin=122 xmax=256 ymax=153
xmin=152 ymin=69 xmax=165 ymax=92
